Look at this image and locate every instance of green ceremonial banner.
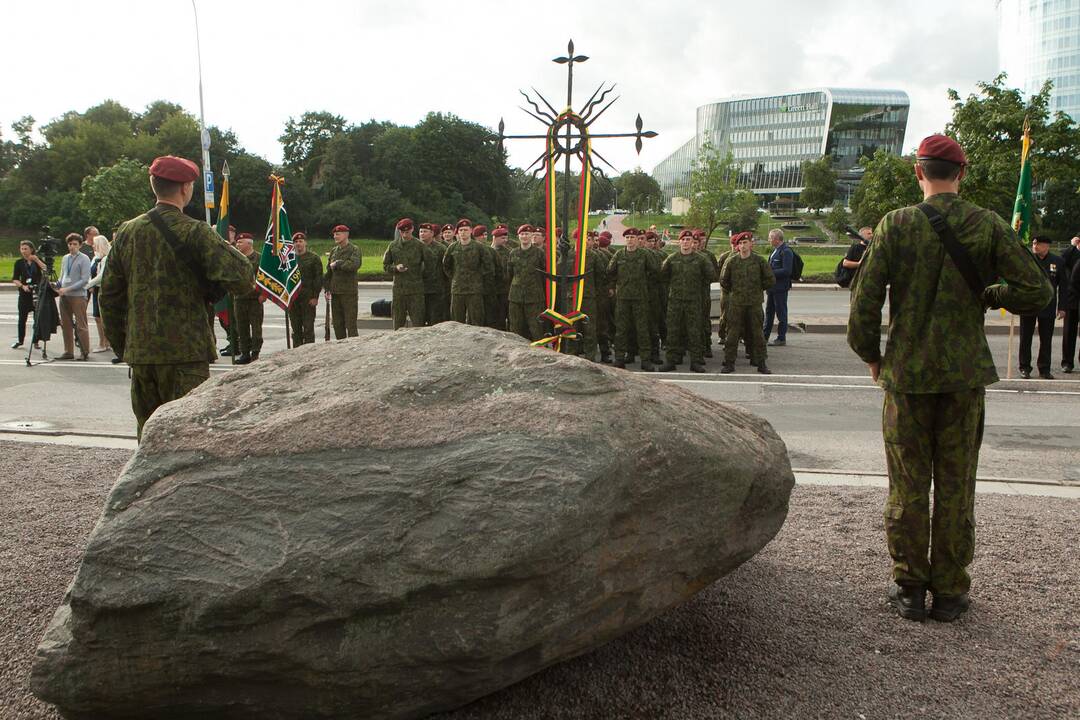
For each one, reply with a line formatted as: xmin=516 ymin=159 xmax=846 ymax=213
xmin=256 ymin=175 xmax=301 ymax=310
xmin=1011 ymin=120 xmax=1033 ymax=244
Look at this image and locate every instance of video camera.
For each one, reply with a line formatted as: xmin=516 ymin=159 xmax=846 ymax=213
xmin=35 ymin=225 xmax=66 ymax=274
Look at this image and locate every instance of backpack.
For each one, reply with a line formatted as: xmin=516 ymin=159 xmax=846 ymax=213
xmin=835 ymin=259 xmax=853 ymax=288
xmin=790 ymin=249 xmax=804 ymax=282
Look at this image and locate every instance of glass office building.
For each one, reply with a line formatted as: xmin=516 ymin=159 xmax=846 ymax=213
xmin=652 ymin=88 xmax=910 ymax=207
xmin=998 ymin=0 xmax=1080 ymax=123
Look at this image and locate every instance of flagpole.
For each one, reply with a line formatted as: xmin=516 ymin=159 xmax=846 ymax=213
xmin=192 ymin=0 xmax=213 ymax=225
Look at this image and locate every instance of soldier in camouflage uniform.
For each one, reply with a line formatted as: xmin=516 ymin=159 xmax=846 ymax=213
xmin=287 ymin=232 xmax=323 ymax=347
xmin=695 ymin=230 xmax=720 ymax=358
xmin=443 ymin=224 xmax=491 ymax=325
xmin=507 ymin=225 xmax=546 ymax=340
xmin=572 ymin=234 xmax=606 ymax=361
xmin=719 ymin=233 xmax=773 ymax=374
xmin=100 ymin=155 xmax=253 ymax=440
xmin=848 ymin=135 xmax=1053 ymax=623
xmin=641 ymin=231 xmax=665 ymax=364
xmin=419 ymin=224 xmax=449 ymax=325
xmin=596 ymin=231 xmax=616 ymax=362
xmin=715 ymin=234 xmax=740 ymax=345
xmin=231 ymin=232 xmax=265 ymax=364
xmin=382 ymin=218 xmax=427 ymax=330
xmin=324 ymin=224 xmax=362 ymax=339
xmin=489 ymin=225 xmax=512 ymax=331
xmin=608 ymin=228 xmax=656 ymax=371
xmin=659 ymin=231 xmax=714 ymax=372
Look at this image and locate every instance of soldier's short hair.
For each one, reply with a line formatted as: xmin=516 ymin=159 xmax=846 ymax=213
xmin=150 ymin=175 xmax=183 ymax=197
xmin=917 ymin=158 xmax=962 ymax=182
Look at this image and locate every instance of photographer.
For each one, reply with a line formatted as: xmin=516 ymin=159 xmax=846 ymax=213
xmin=10 ymin=241 xmax=46 ymax=349
xmin=55 ymin=233 xmax=92 ymax=361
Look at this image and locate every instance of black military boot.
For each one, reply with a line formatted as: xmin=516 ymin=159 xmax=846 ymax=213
xmin=600 ymin=351 xmax=612 ymax=364
xmin=757 ymin=364 xmax=772 ymax=375
xmin=658 ymin=362 xmax=678 ymax=372
xmin=613 ymin=357 xmax=626 ymax=369
xmin=720 ymin=363 xmax=734 ymax=374
xmin=234 ymin=353 xmax=252 ymax=365
xmin=219 ymin=345 xmax=234 ymax=357
xmin=929 ymin=593 xmax=970 ymax=622
xmin=640 ymin=360 xmax=655 ymax=372
xmin=690 ymin=362 xmax=706 ymax=373
xmin=704 ymin=347 xmax=713 ymax=358
xmin=887 ymin=583 xmax=926 ymax=622
xmin=251 ymin=351 xmax=260 ymax=361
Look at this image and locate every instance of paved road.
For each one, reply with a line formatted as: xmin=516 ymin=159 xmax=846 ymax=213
xmin=0 ymin=318 xmax=1076 ymax=485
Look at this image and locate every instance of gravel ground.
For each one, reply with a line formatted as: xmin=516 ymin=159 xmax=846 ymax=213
xmin=3 ymin=441 xmax=1077 ymax=720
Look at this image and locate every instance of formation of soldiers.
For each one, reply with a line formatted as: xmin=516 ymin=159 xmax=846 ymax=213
xmin=374 ymin=218 xmax=776 ymax=374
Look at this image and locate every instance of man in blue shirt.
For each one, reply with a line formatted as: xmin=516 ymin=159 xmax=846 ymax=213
xmin=763 ymin=228 xmax=794 ymax=346
xmin=55 ymin=233 xmax=92 ymax=360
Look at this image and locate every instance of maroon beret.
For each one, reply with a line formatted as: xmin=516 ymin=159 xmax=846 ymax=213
xmin=598 ymin=235 xmax=611 ymax=248
xmin=644 ymin=230 xmax=658 ymax=240
xmin=495 ymin=223 xmax=508 ymax=231
xmin=599 ymin=230 xmax=612 ymax=240
xmin=395 ymin=217 xmax=414 ymax=232
xmin=535 ymin=226 xmax=545 ymax=234
xmin=555 ymin=227 xmax=564 ymax=237
xmin=692 ymin=229 xmax=705 ymax=239
xmin=236 ymin=232 xmax=254 ymax=240
xmin=332 ymin=224 xmax=350 ymax=233
xmin=471 ymin=225 xmax=489 ymax=238
xmin=572 ymin=229 xmax=581 ymax=239
xmin=678 ymin=229 xmax=693 ymax=239
xmin=441 ymin=224 xmax=453 ymax=233
xmin=291 ymin=231 xmax=306 ymax=241
xmin=456 ymin=218 xmax=472 ymax=229
xmin=492 ymin=226 xmax=508 ymax=238
xmin=917 ymin=134 xmax=967 ymax=166
xmin=622 ymin=227 xmax=637 ymax=238
xmin=731 ymin=231 xmax=753 ymax=244
xmin=516 ymin=224 xmax=533 ymax=235
xmin=149 ymin=155 xmax=199 ymax=182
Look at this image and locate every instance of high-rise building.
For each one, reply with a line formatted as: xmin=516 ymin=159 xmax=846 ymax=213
xmin=998 ymin=0 xmax=1080 ymax=123
xmin=652 ymin=88 xmax=909 ymax=209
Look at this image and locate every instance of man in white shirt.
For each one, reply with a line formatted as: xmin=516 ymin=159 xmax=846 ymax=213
xmin=55 ymin=233 xmax=92 ymax=360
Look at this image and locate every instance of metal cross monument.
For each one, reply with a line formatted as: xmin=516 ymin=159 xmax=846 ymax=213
xmin=495 ymin=39 xmax=658 ymax=349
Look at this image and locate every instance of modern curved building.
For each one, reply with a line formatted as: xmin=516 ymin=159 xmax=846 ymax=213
xmin=997 ymin=0 xmax=1080 ymax=123
xmin=652 ymin=88 xmax=910 ymax=208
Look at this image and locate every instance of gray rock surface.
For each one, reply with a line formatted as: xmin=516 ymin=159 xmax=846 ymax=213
xmin=31 ymin=323 xmax=794 ymax=720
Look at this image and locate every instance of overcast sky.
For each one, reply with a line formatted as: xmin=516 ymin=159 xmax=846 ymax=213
xmin=1 ymin=0 xmax=1000 ymax=174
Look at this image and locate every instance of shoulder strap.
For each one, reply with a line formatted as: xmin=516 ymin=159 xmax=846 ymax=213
xmin=917 ymin=203 xmax=986 ymax=303
xmin=146 ymin=208 xmax=204 ymax=282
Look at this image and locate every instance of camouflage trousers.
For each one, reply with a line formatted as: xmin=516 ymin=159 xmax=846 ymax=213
xmin=392 ymin=292 xmax=425 ymax=330
xmin=508 ymin=300 xmax=545 ymax=341
xmin=451 ymin=293 xmax=485 ymax=326
xmin=573 ymin=295 xmax=599 ymax=360
xmin=596 ymin=293 xmax=612 ymax=356
xmin=425 ymin=292 xmax=449 ymax=326
xmin=330 ymin=293 xmax=358 ymax=339
xmin=287 ymin=298 xmax=317 ymax=346
xmin=723 ymin=304 xmax=765 ymax=366
xmin=883 ymin=388 xmax=984 ymax=597
xmin=484 ymin=292 xmax=508 ymax=331
xmin=701 ymin=288 xmax=713 ymax=352
xmin=131 ymin=362 xmax=210 ymax=441
xmin=665 ymin=298 xmax=704 ymax=365
xmin=614 ymin=298 xmax=651 ymax=360
xmin=233 ymin=297 xmax=263 ymax=354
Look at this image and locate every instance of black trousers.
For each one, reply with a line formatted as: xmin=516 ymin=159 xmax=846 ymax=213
xmin=1019 ymin=311 xmax=1055 ymax=373
xmin=17 ymin=293 xmax=34 ymax=343
xmin=1061 ymin=308 xmax=1078 ymax=369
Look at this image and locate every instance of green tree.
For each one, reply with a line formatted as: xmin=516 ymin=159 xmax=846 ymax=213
xmin=947 ymin=72 xmax=1080 ymax=238
xmin=79 ymin=158 xmax=155 ymax=232
xmin=800 ymin=157 xmax=837 ymax=214
xmin=614 ymin=170 xmax=663 ymax=214
xmin=279 ymin=111 xmax=346 ymax=182
xmin=685 ymin=141 xmax=739 ymax=238
xmin=726 ymin=190 xmax=761 ymax=233
xmin=850 ymin=148 xmax=921 ymax=228
xmin=824 ymin=203 xmax=851 ymax=234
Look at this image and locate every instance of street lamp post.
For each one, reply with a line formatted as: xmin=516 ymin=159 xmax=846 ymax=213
xmin=191 ymin=0 xmax=213 ymax=225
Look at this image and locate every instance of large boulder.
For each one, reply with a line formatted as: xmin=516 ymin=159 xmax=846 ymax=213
xmin=32 ymin=323 xmax=794 ymax=720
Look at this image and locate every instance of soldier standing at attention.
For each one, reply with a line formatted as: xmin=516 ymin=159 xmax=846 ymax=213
xmin=1017 ymin=235 xmax=1064 ymax=379
xmin=596 ymin=231 xmax=616 ymax=362
xmin=231 ymin=232 xmax=265 ymax=364
xmin=659 ymin=230 xmax=714 ymax=373
xmin=324 ymin=224 xmax=362 ymax=339
xmin=288 ymin=232 xmax=323 ymax=347
xmin=574 ymin=232 xmax=606 ymax=361
xmin=608 ymin=228 xmax=655 ymax=371
xmin=100 ymin=155 xmax=252 ymax=440
xmin=715 ymin=233 xmax=741 ymax=348
xmin=490 ymin=225 xmax=512 ymax=330
xmin=719 ymin=233 xmax=773 ymax=375
xmin=507 ymin=225 xmax=546 ymax=340
xmin=695 ymin=230 xmax=720 ymax=359
xmin=443 ymin=223 xmax=487 ymax=325
xmin=848 ymin=135 xmax=1052 ymax=623
xmin=419 ymin=223 xmax=448 ymax=325
xmin=382 ymin=218 xmax=427 ymax=330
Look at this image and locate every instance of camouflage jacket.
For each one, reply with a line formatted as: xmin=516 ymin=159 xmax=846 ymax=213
xmin=443 ymin=241 xmax=491 ymax=295
xmin=508 ymin=245 xmax=546 ymax=304
xmin=719 ymin=253 xmax=774 ymax=305
xmin=848 ymin=192 xmax=1053 ymax=393
xmin=661 ymin=251 xmax=714 ymax=302
xmin=101 ymin=203 xmax=253 ymax=364
xmin=294 ymin=251 xmax=324 ymax=304
xmin=479 ymin=244 xmax=500 ymax=294
xmin=578 ymin=247 xmax=607 ymax=301
xmin=324 ymin=242 xmax=362 ymax=294
xmin=608 ymin=248 xmax=658 ymax=301
xmin=493 ymin=244 xmax=511 ymax=292
xmin=383 ymin=237 xmax=427 ymax=296
xmin=234 ymin=252 xmax=262 ymax=300
xmin=421 ymin=241 xmax=447 ymax=296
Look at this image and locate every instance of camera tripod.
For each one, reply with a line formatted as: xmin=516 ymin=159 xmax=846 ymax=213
xmin=23 ymin=260 xmax=84 ymax=366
